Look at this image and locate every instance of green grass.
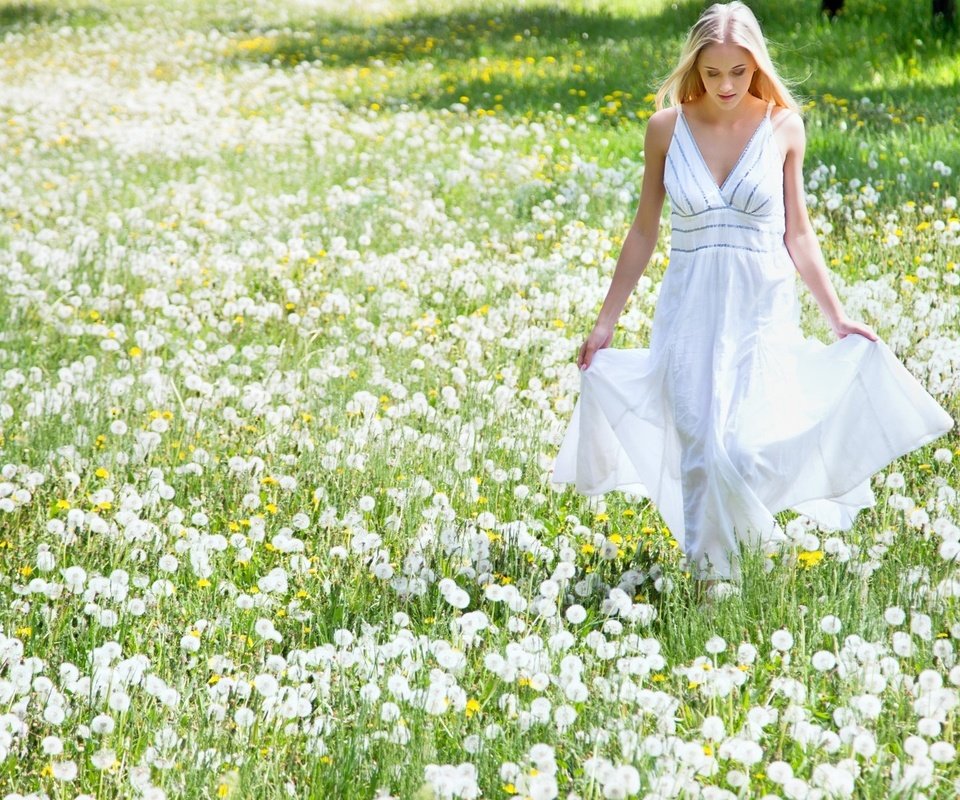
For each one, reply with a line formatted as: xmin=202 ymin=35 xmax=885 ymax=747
xmin=0 ymin=0 xmax=958 ymax=798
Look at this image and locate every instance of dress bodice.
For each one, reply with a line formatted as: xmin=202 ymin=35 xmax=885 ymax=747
xmin=663 ymin=100 xmax=785 ymax=256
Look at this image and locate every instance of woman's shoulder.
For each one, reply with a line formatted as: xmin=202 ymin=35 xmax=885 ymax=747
xmin=770 ymin=105 xmax=805 ymax=154
xmin=645 ymin=106 xmax=681 ymax=150
xmin=771 ymin=105 xmax=803 ymax=133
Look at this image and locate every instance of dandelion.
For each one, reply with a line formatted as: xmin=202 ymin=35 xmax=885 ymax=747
xmin=51 ymin=760 xmax=79 ymax=781
xmin=771 ymin=629 xmax=794 ymax=651
xmin=811 ymin=650 xmax=836 ymax=671
xmin=705 ymin=636 xmax=726 ymax=654
xmin=254 ymin=618 xmax=282 ymax=643
xmin=930 ymin=741 xmax=956 ymax=763
xmin=253 ymin=674 xmax=279 ymax=698
xmin=884 ymin=606 xmax=906 ymax=626
xmin=798 ymin=550 xmax=824 ymax=568
xmin=91 ymin=714 xmax=115 ymax=735
xmin=820 ymin=615 xmax=842 ymax=635
xmin=701 ymin=715 xmax=725 ymax=740
xmin=91 ymin=749 xmax=118 ymax=770
xmin=767 ymin=760 xmax=794 ymax=784
xmin=42 ymin=736 xmax=64 ymax=755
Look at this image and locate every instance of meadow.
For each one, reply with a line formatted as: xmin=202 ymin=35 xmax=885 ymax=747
xmin=0 ymin=0 xmax=958 ymax=797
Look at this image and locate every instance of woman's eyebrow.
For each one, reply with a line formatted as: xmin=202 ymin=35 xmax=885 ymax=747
xmin=703 ymin=63 xmax=748 ymax=70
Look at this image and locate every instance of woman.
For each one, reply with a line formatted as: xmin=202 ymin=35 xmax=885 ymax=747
xmin=550 ymin=1 xmax=954 ymax=593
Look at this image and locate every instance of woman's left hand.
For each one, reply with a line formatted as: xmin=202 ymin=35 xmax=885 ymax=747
xmin=831 ymin=315 xmax=878 ymax=341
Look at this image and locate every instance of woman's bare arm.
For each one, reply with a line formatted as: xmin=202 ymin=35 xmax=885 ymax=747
xmin=779 ymin=111 xmax=877 ymax=342
xmin=579 ymin=108 xmax=674 ymax=370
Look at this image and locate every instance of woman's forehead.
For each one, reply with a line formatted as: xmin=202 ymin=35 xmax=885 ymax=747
xmin=698 ymin=43 xmax=755 ymax=69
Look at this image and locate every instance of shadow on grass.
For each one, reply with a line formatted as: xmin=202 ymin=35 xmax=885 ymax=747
xmin=223 ymin=0 xmax=959 ymax=121
xmin=0 ymin=1 xmax=109 ymax=31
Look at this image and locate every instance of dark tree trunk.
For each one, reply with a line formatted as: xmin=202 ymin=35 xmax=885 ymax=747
xmin=933 ymin=0 xmax=956 ymax=27
xmin=822 ymin=0 xmax=844 ymax=17
xmin=823 ymin=0 xmax=954 ymax=27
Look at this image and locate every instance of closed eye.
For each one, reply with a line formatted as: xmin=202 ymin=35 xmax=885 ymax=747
xmin=703 ymin=65 xmax=748 ymax=77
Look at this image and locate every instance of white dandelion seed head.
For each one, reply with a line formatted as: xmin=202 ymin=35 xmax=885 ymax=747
xmin=820 ymin=615 xmax=842 ymax=635
xmin=771 ymin=629 xmax=794 ymax=651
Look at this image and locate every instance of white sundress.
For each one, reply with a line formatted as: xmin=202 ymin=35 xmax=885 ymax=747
xmin=550 ymin=100 xmax=955 ymax=580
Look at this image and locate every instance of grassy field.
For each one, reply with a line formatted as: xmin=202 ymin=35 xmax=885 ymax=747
xmin=0 ymin=0 xmax=958 ymax=798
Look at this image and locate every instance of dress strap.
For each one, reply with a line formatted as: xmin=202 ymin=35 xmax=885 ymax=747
xmin=764 ymin=100 xmax=775 ymax=119
xmin=675 ymin=102 xmax=684 ymax=118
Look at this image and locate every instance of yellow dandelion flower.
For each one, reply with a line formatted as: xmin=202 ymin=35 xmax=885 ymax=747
xmin=798 ymin=550 xmax=824 ymax=568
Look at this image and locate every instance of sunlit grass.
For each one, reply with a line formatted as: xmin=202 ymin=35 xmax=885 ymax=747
xmin=0 ymin=0 xmax=957 ymax=798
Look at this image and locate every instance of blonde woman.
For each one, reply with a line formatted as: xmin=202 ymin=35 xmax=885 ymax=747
xmin=551 ymin=1 xmax=953 ymax=595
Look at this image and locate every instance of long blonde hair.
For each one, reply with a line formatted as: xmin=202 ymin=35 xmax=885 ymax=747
xmin=655 ymin=1 xmax=800 ymax=113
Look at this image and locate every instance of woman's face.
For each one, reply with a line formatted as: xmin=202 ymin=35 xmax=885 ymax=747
xmin=696 ymin=43 xmax=758 ymax=109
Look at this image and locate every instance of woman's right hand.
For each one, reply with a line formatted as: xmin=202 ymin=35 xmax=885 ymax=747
xmin=577 ymin=322 xmax=614 ymax=371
